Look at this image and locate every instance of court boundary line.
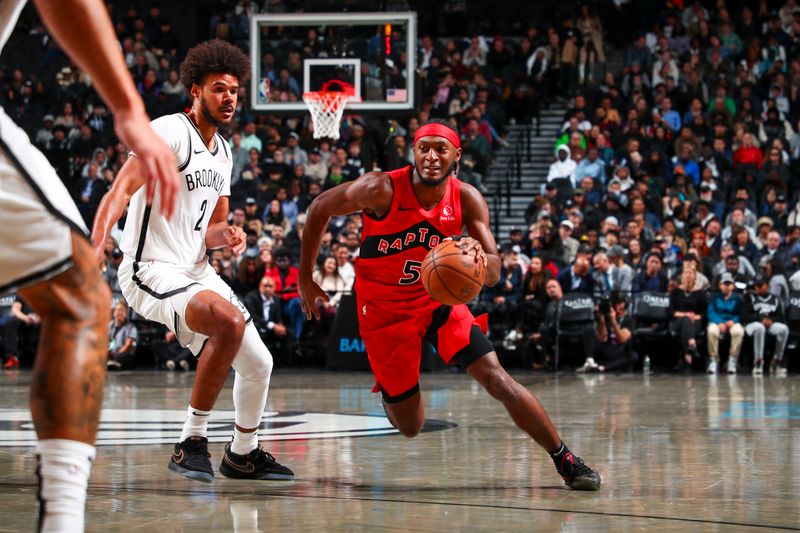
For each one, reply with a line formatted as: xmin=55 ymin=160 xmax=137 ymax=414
xmin=1 ymin=482 xmax=793 ymax=531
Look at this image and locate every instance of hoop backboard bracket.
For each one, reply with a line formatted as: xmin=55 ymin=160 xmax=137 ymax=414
xmin=250 ymin=11 xmax=417 ymax=114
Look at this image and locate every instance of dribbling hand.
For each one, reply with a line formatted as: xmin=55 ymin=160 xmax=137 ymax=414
xmin=445 ymin=236 xmax=487 ymax=270
xmin=299 ymin=279 xmax=329 ymax=321
xmin=114 ymin=110 xmax=180 ymax=219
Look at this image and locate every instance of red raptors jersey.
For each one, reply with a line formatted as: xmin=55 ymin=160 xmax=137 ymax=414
xmin=355 ymin=165 xmax=463 ymax=312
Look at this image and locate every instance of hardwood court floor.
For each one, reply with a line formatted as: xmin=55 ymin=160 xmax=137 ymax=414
xmin=0 ymin=369 xmax=798 ymax=532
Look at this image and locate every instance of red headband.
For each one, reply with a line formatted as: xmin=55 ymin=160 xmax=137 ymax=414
xmin=414 ymin=123 xmax=461 ymax=149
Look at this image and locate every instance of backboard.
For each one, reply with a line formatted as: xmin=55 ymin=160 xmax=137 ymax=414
xmin=250 ymin=12 xmax=417 ymax=114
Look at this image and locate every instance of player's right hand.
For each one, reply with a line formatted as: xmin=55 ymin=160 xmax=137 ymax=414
xmin=299 ymin=279 xmax=329 ymax=321
xmin=114 ymin=109 xmax=180 ymax=219
xmin=223 ymin=226 xmax=247 ymax=256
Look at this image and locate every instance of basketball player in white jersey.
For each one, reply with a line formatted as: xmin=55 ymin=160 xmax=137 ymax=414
xmin=91 ymin=40 xmax=293 ymax=483
xmin=0 ymin=1 xmax=180 ymax=531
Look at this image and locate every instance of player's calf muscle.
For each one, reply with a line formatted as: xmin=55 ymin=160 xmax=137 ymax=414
xmin=23 ymin=234 xmax=110 ymax=440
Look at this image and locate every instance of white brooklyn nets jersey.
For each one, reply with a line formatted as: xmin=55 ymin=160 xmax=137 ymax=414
xmin=0 ymin=1 xmax=26 ymax=56
xmin=120 ymin=113 xmax=232 ymax=268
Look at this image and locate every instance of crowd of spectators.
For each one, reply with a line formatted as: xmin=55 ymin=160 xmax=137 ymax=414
xmin=4 ymin=1 xmax=800 ymax=377
xmin=478 ymin=0 xmax=800 ymax=376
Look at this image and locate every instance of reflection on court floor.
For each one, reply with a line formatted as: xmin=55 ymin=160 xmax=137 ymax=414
xmin=0 ymin=371 xmax=798 ymax=532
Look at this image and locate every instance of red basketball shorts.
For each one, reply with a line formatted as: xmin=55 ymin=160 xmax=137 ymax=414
xmin=356 ymin=298 xmax=490 ymax=401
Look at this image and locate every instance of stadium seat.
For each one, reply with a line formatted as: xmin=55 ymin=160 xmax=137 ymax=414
xmin=554 ymin=292 xmax=595 ymax=370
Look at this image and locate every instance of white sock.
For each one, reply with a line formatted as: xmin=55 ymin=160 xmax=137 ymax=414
xmin=231 ymin=427 xmax=258 ymax=455
xmin=230 ymin=501 xmax=259 ymax=532
xmin=179 ymin=406 xmax=211 ymax=442
xmin=36 ymin=439 xmax=95 ymax=533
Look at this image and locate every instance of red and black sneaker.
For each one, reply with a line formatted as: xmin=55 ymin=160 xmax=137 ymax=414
xmin=556 ymin=451 xmax=602 ymax=491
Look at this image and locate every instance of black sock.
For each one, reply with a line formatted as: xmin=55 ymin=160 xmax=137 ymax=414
xmin=550 ymin=441 xmax=570 ymax=469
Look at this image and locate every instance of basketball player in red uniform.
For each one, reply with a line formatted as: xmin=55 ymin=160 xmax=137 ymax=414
xmin=299 ymin=120 xmax=601 ymax=490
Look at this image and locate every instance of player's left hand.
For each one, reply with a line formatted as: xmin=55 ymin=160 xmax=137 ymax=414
xmin=224 ymin=226 xmax=247 ymax=256
xmin=451 ymin=236 xmax=487 ymax=269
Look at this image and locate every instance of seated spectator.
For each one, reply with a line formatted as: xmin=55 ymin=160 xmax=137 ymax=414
xmin=478 ymin=246 xmax=523 ymax=338
xmin=669 ymin=268 xmax=706 ymax=370
xmin=240 ymin=122 xmax=262 ymax=153
xmin=527 ymin=278 xmax=594 ymax=371
xmin=547 ymin=145 xmax=577 ymax=192
xmin=519 ymin=256 xmax=551 ymax=334
xmin=743 ymin=275 xmax=789 ymax=376
xmin=233 ymin=256 xmax=265 ymax=297
xmin=707 ymin=273 xmax=744 ymax=374
xmin=557 ymin=256 xmax=593 ymax=294
xmin=713 ymin=252 xmax=753 ymax=290
xmin=731 ymin=225 xmax=758 ymax=264
xmin=627 ymin=238 xmax=645 ymax=271
xmin=733 ymin=132 xmax=763 ymax=169
xmin=759 ymin=256 xmax=790 ymax=306
xmin=632 ymin=253 xmax=668 ymax=293
xmin=683 ymin=252 xmax=711 ymax=292
xmin=607 ymin=245 xmax=634 ymax=293
xmin=244 ymin=276 xmax=289 ymax=362
xmin=263 ymin=199 xmax=291 ymax=235
xmin=283 ymin=132 xmax=308 ymax=167
xmin=267 ymin=248 xmax=305 ymax=342
xmin=592 ymin=251 xmax=613 ymax=297
xmin=714 ymin=244 xmax=755 ymax=281
xmin=557 ymin=219 xmax=579 ymax=265
xmin=107 ymin=301 xmax=138 ymax=370
xmin=305 ymin=148 xmax=328 ymax=186
xmin=755 ymin=230 xmax=791 ymax=273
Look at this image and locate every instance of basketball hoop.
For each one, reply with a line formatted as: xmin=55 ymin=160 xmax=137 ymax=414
xmin=303 ymin=91 xmax=353 ymax=140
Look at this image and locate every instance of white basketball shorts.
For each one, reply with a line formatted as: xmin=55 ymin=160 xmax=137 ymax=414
xmin=118 ymin=256 xmax=251 ymax=355
xmin=0 ymin=106 xmax=88 ymax=295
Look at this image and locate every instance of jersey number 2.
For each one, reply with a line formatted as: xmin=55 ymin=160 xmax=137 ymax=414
xmin=399 ymin=260 xmax=422 ymax=285
xmin=194 ymin=200 xmax=208 ymax=231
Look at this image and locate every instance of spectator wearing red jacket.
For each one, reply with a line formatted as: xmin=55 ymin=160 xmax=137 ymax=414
xmin=733 ymin=133 xmax=763 ymax=169
xmin=266 ymin=247 xmax=304 ymax=341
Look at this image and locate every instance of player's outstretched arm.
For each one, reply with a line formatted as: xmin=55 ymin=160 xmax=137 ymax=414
xmin=90 ymin=158 xmax=147 ymax=263
xmin=298 ymin=172 xmax=393 ymax=319
xmin=461 ymin=183 xmax=501 ymax=286
xmin=33 ymin=0 xmax=179 ymax=217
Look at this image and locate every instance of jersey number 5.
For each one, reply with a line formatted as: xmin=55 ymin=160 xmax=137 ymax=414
xmin=194 ymin=200 xmax=208 ymax=231
xmin=399 ymin=260 xmax=422 ymax=285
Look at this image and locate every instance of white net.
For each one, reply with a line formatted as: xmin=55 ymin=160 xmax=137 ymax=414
xmin=303 ymin=91 xmax=352 ymax=140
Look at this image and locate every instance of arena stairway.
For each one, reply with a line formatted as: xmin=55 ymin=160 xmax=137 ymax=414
xmin=487 ymin=104 xmax=568 ymax=241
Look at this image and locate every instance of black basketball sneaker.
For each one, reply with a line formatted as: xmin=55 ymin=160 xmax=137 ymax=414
xmin=555 ymin=450 xmax=602 ymax=491
xmin=168 ymin=436 xmax=214 ymax=483
xmin=219 ymin=443 xmax=294 ymax=480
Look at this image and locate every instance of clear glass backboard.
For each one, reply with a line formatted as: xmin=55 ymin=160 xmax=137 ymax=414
xmin=250 ymin=12 xmax=417 ymax=113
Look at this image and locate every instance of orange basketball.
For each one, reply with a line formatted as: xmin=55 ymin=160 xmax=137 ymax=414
xmin=421 ymin=240 xmax=486 ymax=305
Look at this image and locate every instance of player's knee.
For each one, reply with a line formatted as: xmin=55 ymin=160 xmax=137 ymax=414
xmin=215 ymin=305 xmax=246 ymax=340
xmin=234 ymin=340 xmax=273 ymax=382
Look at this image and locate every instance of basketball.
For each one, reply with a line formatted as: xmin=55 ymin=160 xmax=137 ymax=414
xmin=421 ymin=240 xmax=486 ymax=305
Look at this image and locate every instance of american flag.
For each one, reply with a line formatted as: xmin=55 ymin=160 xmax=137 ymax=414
xmin=386 ymin=88 xmax=407 ymax=103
